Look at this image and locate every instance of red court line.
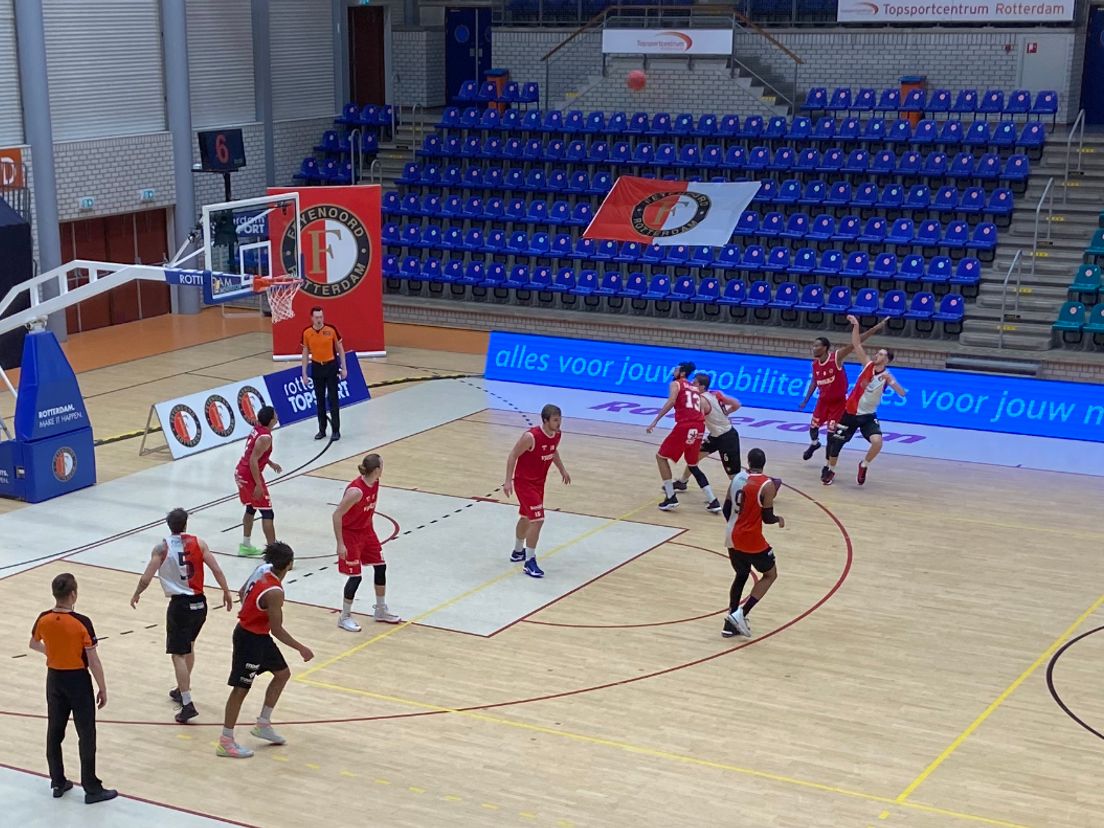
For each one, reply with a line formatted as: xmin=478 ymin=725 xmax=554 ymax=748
xmin=0 ymin=759 xmax=261 ymax=827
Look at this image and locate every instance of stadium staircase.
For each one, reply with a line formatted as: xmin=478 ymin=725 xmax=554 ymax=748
xmin=961 ymin=132 xmax=1104 ymax=351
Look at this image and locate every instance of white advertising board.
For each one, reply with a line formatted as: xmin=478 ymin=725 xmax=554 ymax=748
xmin=601 ymin=29 xmax=732 ymax=56
xmin=153 ymin=377 xmax=270 ymax=459
xmin=836 ymin=1 xmax=1075 ymax=23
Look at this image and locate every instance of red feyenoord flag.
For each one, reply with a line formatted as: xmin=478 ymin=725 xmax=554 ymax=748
xmin=584 ymin=176 xmax=761 ymax=247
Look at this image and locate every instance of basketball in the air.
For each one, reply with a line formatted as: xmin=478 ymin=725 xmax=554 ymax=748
xmin=626 ymin=69 xmax=646 ymax=91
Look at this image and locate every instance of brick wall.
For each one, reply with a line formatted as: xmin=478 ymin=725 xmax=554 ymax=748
xmin=733 ymin=27 xmax=1081 ymax=123
xmin=394 ymin=29 xmax=446 ymax=108
xmin=493 ymin=25 xmax=1082 ymax=122
xmin=382 ymin=297 xmax=1104 ymax=385
xmin=568 ymin=57 xmax=781 ymax=118
xmin=274 ymin=116 xmax=334 ymax=187
xmin=53 ymin=133 xmax=177 ymax=223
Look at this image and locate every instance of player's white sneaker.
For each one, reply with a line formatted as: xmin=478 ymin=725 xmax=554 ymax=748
xmin=374 ymin=603 xmax=402 ymax=624
xmin=216 ymin=738 xmax=254 ymax=758
xmin=338 ymin=616 xmax=361 ymax=633
xmin=725 ymin=607 xmax=752 ymax=638
xmin=250 ymin=723 xmax=287 ymax=745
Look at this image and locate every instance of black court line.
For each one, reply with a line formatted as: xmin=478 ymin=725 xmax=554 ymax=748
xmin=1046 ymin=624 xmax=1104 ymax=742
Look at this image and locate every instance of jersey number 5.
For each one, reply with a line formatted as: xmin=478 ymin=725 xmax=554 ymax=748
xmin=176 ymin=549 xmax=195 ymax=583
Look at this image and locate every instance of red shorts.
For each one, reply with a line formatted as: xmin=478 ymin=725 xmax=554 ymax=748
xmin=338 ymin=528 xmax=384 ymax=575
xmin=811 ymin=396 xmax=846 ymax=431
xmin=513 ymin=479 xmax=546 ymax=522
xmin=658 ymin=422 xmax=704 ymax=465
xmin=235 ymin=470 xmax=271 ymax=509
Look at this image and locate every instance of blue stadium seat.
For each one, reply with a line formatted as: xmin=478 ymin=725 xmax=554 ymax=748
xmin=904 ymin=184 xmax=931 ymax=213
xmin=912 ymin=119 xmax=938 ymax=146
xmin=858 ymin=217 xmax=887 ymax=244
xmin=853 ymin=88 xmax=877 ymax=112
xmin=794 ymin=283 xmax=825 ymax=314
xmin=963 ymin=121 xmax=991 ymax=147
xmin=823 ymin=285 xmax=852 ymax=313
xmin=898 ymin=254 xmax=926 ymax=286
xmin=992 ymin=121 xmax=1018 ymax=149
xmin=874 ymin=88 xmax=900 ymax=113
xmin=979 ymin=89 xmax=1005 ymax=115
xmin=719 ymin=278 xmax=747 ymax=310
xmin=901 ymin=87 xmax=926 ymax=112
xmin=827 ymin=87 xmax=852 ymax=113
xmin=933 ymin=293 xmax=965 ymax=331
xmin=694 ymin=114 xmax=718 ymax=137
xmin=927 ymin=256 xmax=952 ymax=286
xmin=916 ymin=219 xmax=942 ymax=249
xmin=802 ymin=87 xmax=828 ymax=112
xmin=849 ymin=286 xmax=879 ymax=315
xmin=1032 ymin=91 xmax=1058 ymax=122
xmin=926 ymin=89 xmax=952 ymax=115
xmin=816 ymin=249 xmax=845 ymax=278
xmin=958 ymin=187 xmax=986 ymax=215
xmin=841 ymin=251 xmax=870 ymax=279
xmin=952 ymin=89 xmax=978 ymax=114
xmin=878 ymin=289 xmax=908 ymax=319
xmin=904 ymin=291 xmax=936 ymax=331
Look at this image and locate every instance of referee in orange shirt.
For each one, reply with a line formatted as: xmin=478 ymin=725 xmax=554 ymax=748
xmin=29 ymin=573 xmax=117 ymax=804
xmin=301 ymin=306 xmax=347 ymax=442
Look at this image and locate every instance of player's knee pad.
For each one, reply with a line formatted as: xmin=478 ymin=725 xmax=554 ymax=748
xmin=343 ymin=576 xmax=362 ymax=600
xmin=688 ymin=465 xmax=709 ymax=488
xmin=825 ymin=435 xmax=845 ymax=459
xmin=260 ymin=509 xmax=275 ymax=521
xmin=245 ymin=506 xmax=257 ymax=516
xmin=373 ymin=564 xmax=387 ymax=587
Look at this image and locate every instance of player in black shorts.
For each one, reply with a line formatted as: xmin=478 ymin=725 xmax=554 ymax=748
xmin=218 ymin=542 xmax=313 ymax=759
xmin=130 ymin=508 xmax=233 ymax=723
xmin=675 ymin=374 xmax=742 ymax=511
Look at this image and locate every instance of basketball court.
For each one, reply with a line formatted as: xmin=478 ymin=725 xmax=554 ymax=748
xmin=0 ymin=318 xmax=1102 ymax=827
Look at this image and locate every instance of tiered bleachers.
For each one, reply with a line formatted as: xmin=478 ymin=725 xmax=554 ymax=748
xmin=384 ymin=92 xmax=1052 ymax=339
xmin=292 ymin=103 xmax=393 ymax=186
xmin=1054 ymin=227 xmax=1104 ymax=350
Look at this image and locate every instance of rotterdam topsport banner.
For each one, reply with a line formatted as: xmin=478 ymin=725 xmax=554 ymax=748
xmin=484 ymin=332 xmax=1104 ymax=444
xmin=267 ymin=185 xmax=384 ymax=358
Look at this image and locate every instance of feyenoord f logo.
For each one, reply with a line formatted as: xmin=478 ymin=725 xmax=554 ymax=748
xmin=169 ymin=404 xmax=202 ymax=448
xmin=237 ymin=385 xmax=265 ymax=426
xmin=204 ymin=394 xmax=236 ymax=438
xmin=630 ymin=191 xmax=711 ymax=239
xmin=52 ymin=447 xmax=77 ymax=482
xmin=281 ymin=204 xmax=372 ymax=298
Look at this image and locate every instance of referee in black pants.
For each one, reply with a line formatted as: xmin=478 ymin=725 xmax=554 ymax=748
xmin=29 ymin=573 xmax=116 ymax=804
xmin=301 ymin=306 xmax=347 ymax=442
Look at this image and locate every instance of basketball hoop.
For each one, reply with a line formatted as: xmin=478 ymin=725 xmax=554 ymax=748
xmin=253 ymin=276 xmax=301 ymax=323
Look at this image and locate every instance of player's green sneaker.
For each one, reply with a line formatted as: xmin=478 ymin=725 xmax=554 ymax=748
xmin=238 ymin=543 xmax=261 ymax=557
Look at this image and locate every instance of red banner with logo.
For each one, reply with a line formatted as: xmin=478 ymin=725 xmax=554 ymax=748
xmin=267 ymin=185 xmax=384 ymax=358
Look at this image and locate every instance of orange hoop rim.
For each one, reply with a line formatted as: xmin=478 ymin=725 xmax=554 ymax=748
xmin=251 ymin=275 xmax=302 ymax=294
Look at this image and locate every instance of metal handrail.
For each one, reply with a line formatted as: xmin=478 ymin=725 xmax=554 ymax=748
xmin=409 ymin=103 xmax=423 ymax=161
xmin=1031 ymin=176 xmax=1055 ymax=276
xmin=349 ymin=127 xmax=361 ymax=185
xmin=998 ymin=249 xmax=1024 ymax=350
xmin=367 ymin=159 xmax=381 ymax=185
xmin=1062 ymin=108 xmax=1085 ymax=204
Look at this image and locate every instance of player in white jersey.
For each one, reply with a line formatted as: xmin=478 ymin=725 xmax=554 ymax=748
xmin=130 ymin=508 xmax=234 ymax=723
xmin=673 ymin=374 xmax=742 ymax=512
xmin=824 ymin=316 xmax=908 ymax=486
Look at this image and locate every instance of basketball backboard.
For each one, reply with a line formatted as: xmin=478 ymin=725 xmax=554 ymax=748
xmin=200 ymin=193 xmax=301 ymax=303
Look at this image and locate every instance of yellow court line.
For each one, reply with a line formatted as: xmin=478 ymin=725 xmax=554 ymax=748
xmin=298 ymin=676 xmax=1029 ymax=828
xmin=296 ymin=495 xmax=664 ymax=680
xmin=896 ymin=592 xmax=1104 ymax=804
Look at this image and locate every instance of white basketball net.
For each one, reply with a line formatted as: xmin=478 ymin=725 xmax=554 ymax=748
xmin=265 ymin=279 xmax=301 ymax=323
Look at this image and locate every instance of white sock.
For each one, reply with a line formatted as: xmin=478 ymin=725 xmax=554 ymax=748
xmin=513 ymin=538 xmax=525 ymax=552
xmin=221 ymin=727 xmax=234 ymax=740
xmin=525 ymin=547 xmax=535 ymax=561
xmin=662 ymin=480 xmax=674 ymax=497
xmin=341 ymin=598 xmax=353 ymax=618
xmin=860 ymin=460 xmax=869 ymax=468
xmin=702 ymin=484 xmax=715 ymax=502
xmin=180 ymin=690 xmax=192 ymax=706
xmin=242 ymin=535 xmax=251 ymax=547
xmin=375 ymin=600 xmax=387 ymax=612
xmin=259 ymin=705 xmax=274 ymax=723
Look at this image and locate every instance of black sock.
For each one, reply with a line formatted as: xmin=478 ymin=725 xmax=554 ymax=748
xmin=743 ymin=596 xmax=759 ymax=616
xmin=808 ymin=426 xmax=819 ymax=443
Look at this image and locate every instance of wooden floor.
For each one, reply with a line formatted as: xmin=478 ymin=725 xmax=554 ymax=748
xmin=1 ymin=311 xmax=1101 ymax=828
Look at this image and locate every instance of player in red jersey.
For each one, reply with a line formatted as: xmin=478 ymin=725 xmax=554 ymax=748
xmin=723 ymin=448 xmax=785 ymax=639
xmin=504 ymin=404 xmax=571 ymax=579
xmin=129 ymin=508 xmax=234 ymax=723
xmin=823 ymin=316 xmax=908 ymax=487
xmin=234 ymin=406 xmax=282 ymax=557
xmin=217 ymin=542 xmax=313 ymax=759
xmin=332 ymin=454 xmax=401 ymax=631
xmin=798 ymin=320 xmax=886 ymax=483
xmin=646 ymin=362 xmax=713 ymax=512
